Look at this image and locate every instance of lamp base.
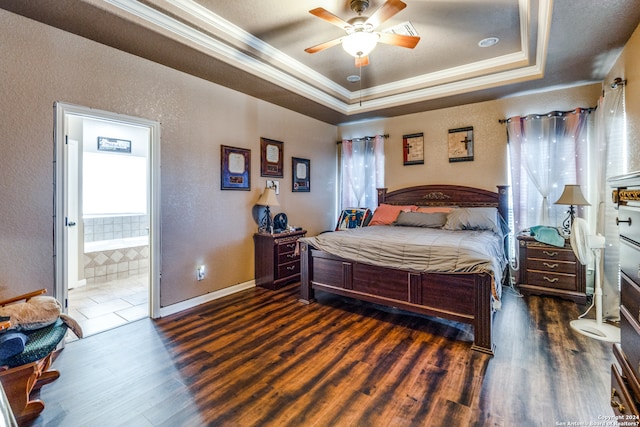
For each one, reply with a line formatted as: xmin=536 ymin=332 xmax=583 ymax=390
xmin=570 ymin=319 xmax=620 ymax=342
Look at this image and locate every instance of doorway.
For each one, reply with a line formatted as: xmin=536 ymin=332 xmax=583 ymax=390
xmin=54 ymin=103 xmax=161 ymax=337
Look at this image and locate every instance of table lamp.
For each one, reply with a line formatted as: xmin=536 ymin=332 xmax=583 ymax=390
xmin=256 ymin=187 xmax=279 ymax=233
xmin=554 ymin=184 xmax=590 ymax=235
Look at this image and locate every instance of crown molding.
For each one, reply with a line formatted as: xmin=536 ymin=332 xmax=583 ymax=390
xmin=103 ymin=0 xmax=551 ymax=116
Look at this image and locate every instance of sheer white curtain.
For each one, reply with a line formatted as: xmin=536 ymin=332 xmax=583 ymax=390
xmin=594 ymin=85 xmax=626 ymax=319
xmin=340 ymin=135 xmax=385 ymax=211
xmin=507 ymin=109 xmax=591 ymax=233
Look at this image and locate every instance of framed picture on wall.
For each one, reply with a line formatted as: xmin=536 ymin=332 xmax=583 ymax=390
xmin=260 ymin=137 xmax=284 ymax=177
xmin=221 ymin=145 xmax=251 ymax=190
xmin=402 ymin=132 xmax=424 ymax=165
xmin=292 ymin=157 xmax=310 ymax=192
xmin=448 ymin=126 xmax=474 ymax=162
xmin=97 ymin=136 xmax=131 ymax=153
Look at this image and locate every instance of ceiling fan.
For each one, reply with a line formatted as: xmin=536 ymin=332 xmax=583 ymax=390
xmin=304 ymin=0 xmax=420 ymax=67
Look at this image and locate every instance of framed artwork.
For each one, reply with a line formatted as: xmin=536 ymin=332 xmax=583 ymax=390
xmin=402 ymin=132 xmax=424 ymax=165
xmin=260 ymin=137 xmax=284 ymax=177
xmin=221 ymin=145 xmax=250 ymax=190
xmin=448 ymin=126 xmax=474 ymax=162
xmin=292 ymin=157 xmax=310 ymax=192
xmin=266 ymin=180 xmax=280 ymax=195
xmin=97 ymin=136 xmax=131 ymax=153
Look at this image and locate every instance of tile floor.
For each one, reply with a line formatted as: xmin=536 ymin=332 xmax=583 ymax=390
xmin=66 ymin=273 xmax=149 ymax=341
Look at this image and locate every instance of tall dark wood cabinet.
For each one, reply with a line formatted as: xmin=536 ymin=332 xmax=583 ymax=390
xmin=516 ymin=233 xmax=587 ymax=304
xmin=254 ymin=230 xmax=306 ymax=290
xmin=610 ymin=172 xmax=640 ymax=418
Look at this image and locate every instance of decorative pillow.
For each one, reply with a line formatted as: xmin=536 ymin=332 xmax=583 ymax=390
xmin=335 ymin=208 xmax=373 ymax=231
xmin=395 ymin=211 xmax=447 ymax=228
xmin=0 ymin=296 xmax=62 ymax=331
xmin=416 ymin=206 xmax=456 ymax=214
xmin=443 ymin=207 xmax=501 ymax=234
xmin=369 ymin=204 xmax=417 ymax=226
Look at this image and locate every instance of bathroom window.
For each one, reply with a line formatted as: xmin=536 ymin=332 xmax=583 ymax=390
xmin=83 ymin=152 xmax=147 ymax=216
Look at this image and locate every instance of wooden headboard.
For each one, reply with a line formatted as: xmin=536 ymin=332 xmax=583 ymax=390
xmin=377 ymin=185 xmax=509 ymax=221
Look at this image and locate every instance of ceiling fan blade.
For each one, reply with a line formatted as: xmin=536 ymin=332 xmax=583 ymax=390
xmin=377 ymin=32 xmax=420 ymax=49
xmin=365 ymin=0 xmax=407 ymax=30
xmin=305 ymin=37 xmax=343 ymax=54
xmin=355 ymin=55 xmax=370 ymax=67
xmin=309 ymin=7 xmax=351 ymax=30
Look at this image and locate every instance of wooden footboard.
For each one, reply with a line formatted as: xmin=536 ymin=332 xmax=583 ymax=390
xmin=298 ymin=242 xmax=496 ymax=355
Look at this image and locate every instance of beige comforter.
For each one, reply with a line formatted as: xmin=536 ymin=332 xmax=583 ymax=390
xmin=300 ymin=225 xmax=507 ymax=304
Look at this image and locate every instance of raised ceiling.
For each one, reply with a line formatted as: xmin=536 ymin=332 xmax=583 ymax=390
xmin=2 ymin=0 xmax=639 ymax=124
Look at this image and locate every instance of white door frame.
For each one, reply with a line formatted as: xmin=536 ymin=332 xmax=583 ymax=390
xmin=54 ymin=102 xmax=162 ymax=318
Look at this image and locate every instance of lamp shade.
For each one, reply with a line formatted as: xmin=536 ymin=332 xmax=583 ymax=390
xmin=342 ymin=31 xmax=379 ymax=57
xmin=256 ymin=187 xmax=279 ymax=207
xmin=554 ymin=185 xmax=591 ymax=206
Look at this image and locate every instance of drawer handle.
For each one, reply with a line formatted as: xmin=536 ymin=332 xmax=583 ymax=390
xmin=611 ymin=388 xmax=626 ymax=413
xmin=286 ymin=244 xmax=296 ymax=249
xmin=286 ymin=254 xmax=296 ymax=259
xmin=616 ymin=217 xmax=632 ymax=226
xmin=542 ymin=262 xmax=559 ymax=269
xmin=286 ymin=265 xmax=296 ymax=271
xmin=543 ymin=276 xmax=559 ymax=283
xmin=543 ymin=250 xmax=558 ymax=257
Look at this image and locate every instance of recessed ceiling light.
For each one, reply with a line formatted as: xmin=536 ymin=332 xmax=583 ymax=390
xmin=347 ymin=75 xmax=361 ymax=83
xmin=478 ymin=37 xmax=499 ymax=48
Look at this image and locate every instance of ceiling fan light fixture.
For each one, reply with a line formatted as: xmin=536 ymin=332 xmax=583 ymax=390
xmin=342 ymin=31 xmax=379 ymax=57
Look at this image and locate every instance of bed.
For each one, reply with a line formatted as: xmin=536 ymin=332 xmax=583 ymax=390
xmin=298 ymin=185 xmax=509 ymax=355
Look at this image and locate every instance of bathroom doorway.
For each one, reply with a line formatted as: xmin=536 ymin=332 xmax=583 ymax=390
xmin=54 ymin=103 xmax=161 ymax=338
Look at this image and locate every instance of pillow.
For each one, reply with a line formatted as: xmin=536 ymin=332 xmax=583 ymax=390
xmin=416 ymin=206 xmax=456 ymax=214
xmin=443 ymin=207 xmax=501 ymax=234
xmin=369 ymin=204 xmax=417 ymax=226
xmin=335 ymin=208 xmax=373 ymax=231
xmin=0 ymin=296 xmax=62 ymax=331
xmin=395 ymin=211 xmax=447 ymax=228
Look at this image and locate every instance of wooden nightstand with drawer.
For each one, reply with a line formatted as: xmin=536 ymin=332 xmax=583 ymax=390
xmin=254 ymin=229 xmax=306 ymax=290
xmin=516 ymin=233 xmax=586 ymax=304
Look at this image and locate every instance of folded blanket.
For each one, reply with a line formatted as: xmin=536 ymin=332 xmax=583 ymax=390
xmin=529 ymin=225 xmax=565 ymax=247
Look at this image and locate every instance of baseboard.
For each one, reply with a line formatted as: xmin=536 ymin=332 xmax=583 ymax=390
xmin=158 ymin=280 xmax=256 ymax=317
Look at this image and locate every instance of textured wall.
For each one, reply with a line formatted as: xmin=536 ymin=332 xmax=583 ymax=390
xmin=0 ymin=10 xmax=337 ymax=306
xmin=338 ymin=84 xmax=601 ymax=193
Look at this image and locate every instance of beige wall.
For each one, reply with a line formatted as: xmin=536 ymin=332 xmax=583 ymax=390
xmin=338 ymin=84 xmax=602 ymax=193
xmin=606 ymin=21 xmax=640 ymax=172
xmin=0 ymin=10 xmax=337 ymax=306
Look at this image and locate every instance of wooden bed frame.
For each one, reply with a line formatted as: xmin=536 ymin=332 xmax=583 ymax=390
xmin=299 ymin=185 xmax=509 ymax=355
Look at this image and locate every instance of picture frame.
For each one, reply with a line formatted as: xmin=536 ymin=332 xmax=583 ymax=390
xmin=266 ymin=180 xmax=280 ymax=195
xmin=292 ymin=157 xmax=310 ymax=192
xmin=221 ymin=145 xmax=251 ymax=190
xmin=402 ymin=132 xmax=424 ymax=165
xmin=260 ymin=137 xmax=284 ymax=177
xmin=97 ymin=136 xmax=131 ymax=153
xmin=448 ymin=126 xmax=474 ymax=162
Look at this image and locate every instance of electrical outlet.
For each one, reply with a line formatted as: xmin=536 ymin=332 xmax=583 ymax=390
xmin=197 ymin=265 xmax=206 ymax=281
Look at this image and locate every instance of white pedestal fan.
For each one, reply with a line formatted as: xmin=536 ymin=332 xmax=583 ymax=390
xmin=569 ymin=218 xmax=620 ymax=342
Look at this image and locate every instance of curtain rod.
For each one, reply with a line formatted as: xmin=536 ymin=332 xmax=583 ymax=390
xmin=336 ymin=134 xmax=389 ymax=144
xmin=498 ymin=107 xmax=596 ymax=124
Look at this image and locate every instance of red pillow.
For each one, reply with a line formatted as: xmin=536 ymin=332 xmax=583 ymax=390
xmin=369 ymin=204 xmax=417 ymax=225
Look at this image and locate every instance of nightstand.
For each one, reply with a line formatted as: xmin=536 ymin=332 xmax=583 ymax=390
xmin=254 ymin=229 xmax=306 ymax=290
xmin=516 ymin=233 xmax=586 ymax=304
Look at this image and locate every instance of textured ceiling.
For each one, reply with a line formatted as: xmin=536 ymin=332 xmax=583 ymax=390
xmin=2 ymin=0 xmax=639 ymax=125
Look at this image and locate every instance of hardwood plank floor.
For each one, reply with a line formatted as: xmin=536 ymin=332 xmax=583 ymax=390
xmin=26 ymin=283 xmax=614 ymax=426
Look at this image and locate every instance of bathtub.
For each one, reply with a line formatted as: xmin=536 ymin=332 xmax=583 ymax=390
xmin=84 ymin=235 xmax=149 ymax=253
xmin=83 ymin=235 xmax=149 ymax=283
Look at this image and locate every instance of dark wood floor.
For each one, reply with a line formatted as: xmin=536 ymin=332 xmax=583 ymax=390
xmin=27 ymin=283 xmax=614 ymax=426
